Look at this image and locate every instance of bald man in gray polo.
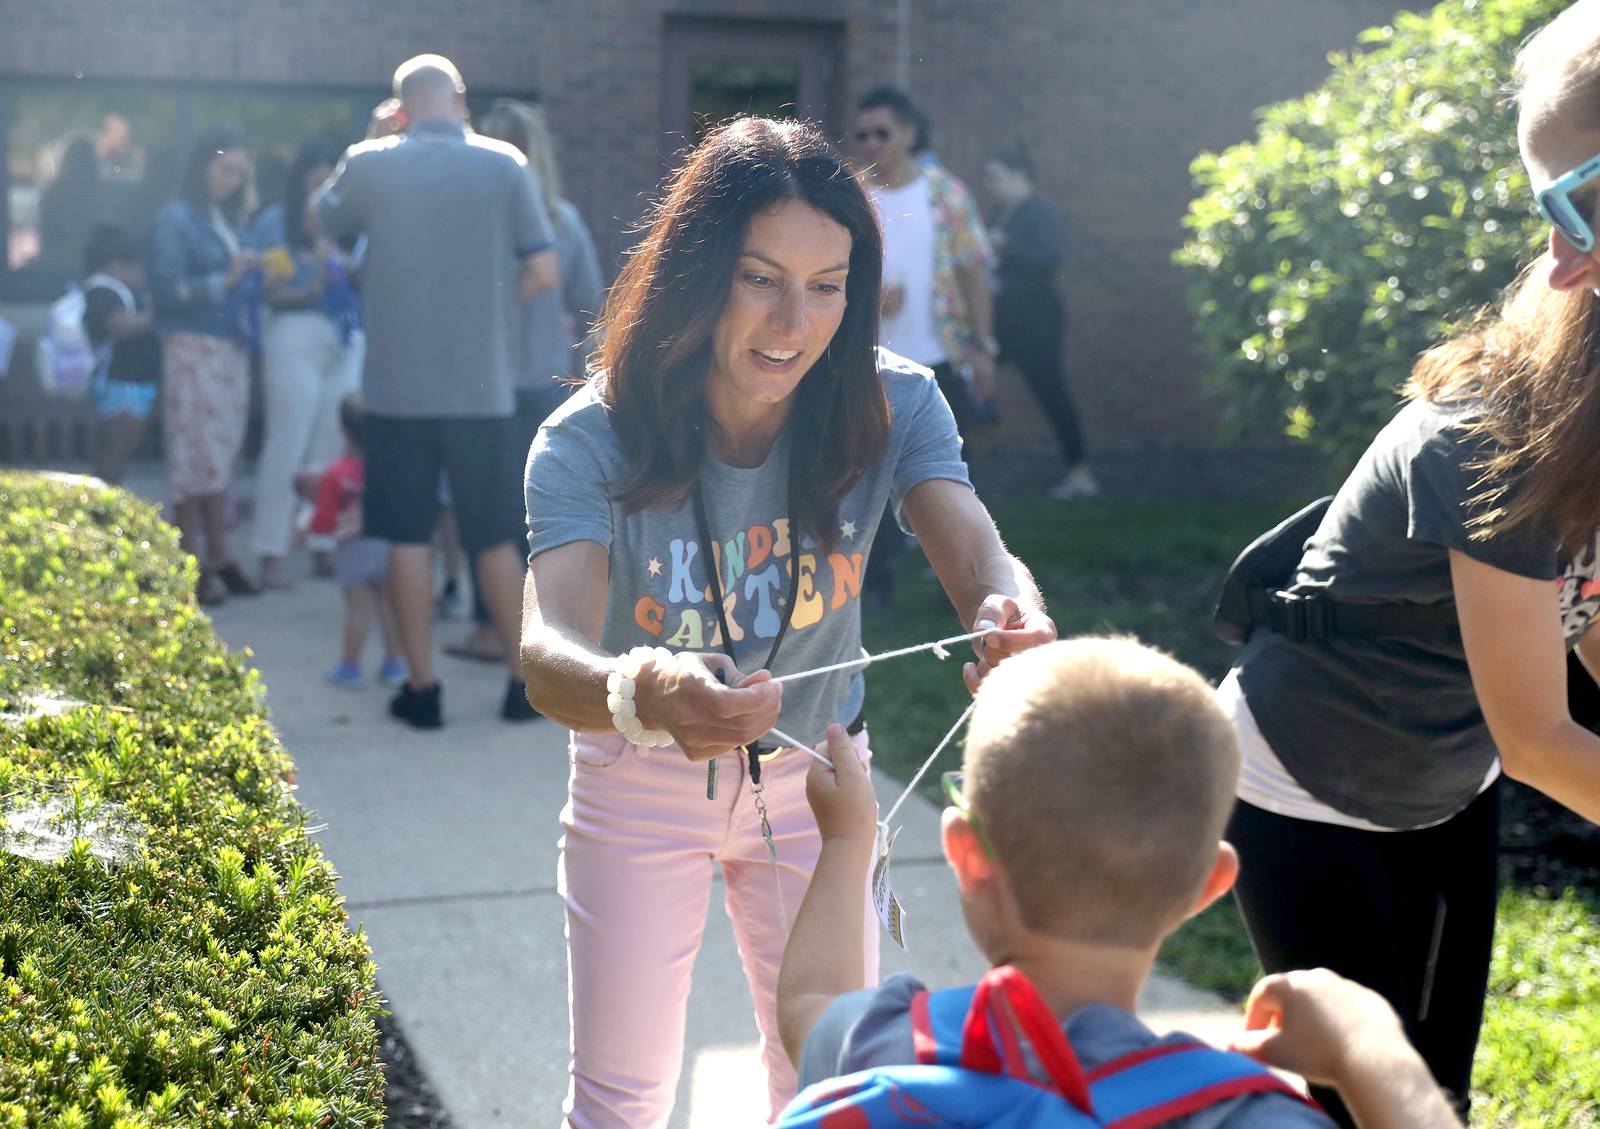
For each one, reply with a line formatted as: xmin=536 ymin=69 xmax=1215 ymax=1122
xmin=315 ymin=54 xmax=559 ymax=729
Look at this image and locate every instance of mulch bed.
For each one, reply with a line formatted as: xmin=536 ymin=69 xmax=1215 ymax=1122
xmin=1502 ymin=781 xmax=1600 ymax=896
xmin=376 ymin=990 xmax=454 ymax=1129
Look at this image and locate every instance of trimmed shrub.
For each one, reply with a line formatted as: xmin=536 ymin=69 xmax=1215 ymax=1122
xmin=0 ymin=472 xmax=384 ymax=1127
xmin=1175 ymin=0 xmax=1565 ymax=470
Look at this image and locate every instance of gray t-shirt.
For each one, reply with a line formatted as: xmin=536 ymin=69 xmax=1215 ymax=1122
xmin=520 ymin=198 xmax=602 ymax=387
xmin=314 ymin=119 xmax=553 ymax=419
xmin=799 ymin=974 xmax=1333 ymax=1127
xmin=1238 ymin=397 xmax=1600 ymax=827
xmin=524 ymin=349 xmax=969 ymax=744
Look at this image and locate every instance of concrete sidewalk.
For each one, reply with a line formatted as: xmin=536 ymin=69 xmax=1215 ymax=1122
xmin=142 ymin=470 xmax=1241 ymax=1128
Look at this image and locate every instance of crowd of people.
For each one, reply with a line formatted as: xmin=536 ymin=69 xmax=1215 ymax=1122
xmin=70 ymin=62 xmax=1088 ymax=708
xmin=45 ymin=2 xmax=1600 ymax=1122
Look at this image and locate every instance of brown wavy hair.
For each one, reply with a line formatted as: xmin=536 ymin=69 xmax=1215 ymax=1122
xmin=596 ymin=117 xmax=888 ymax=553
xmin=1405 ymin=5 xmax=1600 ymax=556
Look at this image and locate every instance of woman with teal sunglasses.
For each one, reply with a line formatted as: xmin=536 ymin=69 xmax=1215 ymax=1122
xmin=1220 ymin=3 xmax=1600 ymax=1125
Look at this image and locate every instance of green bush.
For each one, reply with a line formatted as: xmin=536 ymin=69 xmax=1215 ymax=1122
xmin=0 ymin=473 xmax=383 ymax=1128
xmin=1176 ymin=0 xmax=1563 ymax=469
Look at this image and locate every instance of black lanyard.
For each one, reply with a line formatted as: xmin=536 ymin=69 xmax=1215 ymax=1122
xmin=691 ymin=458 xmax=801 ymax=783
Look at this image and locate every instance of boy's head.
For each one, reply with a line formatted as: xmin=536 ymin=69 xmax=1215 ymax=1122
xmin=83 ymin=224 xmax=144 ymax=287
xmin=339 ymin=394 xmax=365 ymax=451
xmin=946 ymin=638 xmax=1240 ymax=956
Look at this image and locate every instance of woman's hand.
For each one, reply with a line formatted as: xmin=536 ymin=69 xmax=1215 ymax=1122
xmin=963 ymin=594 xmax=1057 ymax=693
xmin=225 ymin=250 xmax=259 ymax=288
xmin=902 ymin=480 xmax=1054 ymax=694
xmin=634 ymin=650 xmax=783 ymax=762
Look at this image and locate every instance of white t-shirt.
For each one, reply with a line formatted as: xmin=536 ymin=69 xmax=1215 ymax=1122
xmin=871 ymin=176 xmax=945 ymax=368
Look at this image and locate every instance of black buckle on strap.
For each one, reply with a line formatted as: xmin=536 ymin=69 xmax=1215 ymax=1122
xmin=1273 ymin=592 xmax=1333 ymax=642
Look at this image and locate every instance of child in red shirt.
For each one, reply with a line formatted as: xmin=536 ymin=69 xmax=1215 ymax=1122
xmin=309 ymin=395 xmax=405 ymax=687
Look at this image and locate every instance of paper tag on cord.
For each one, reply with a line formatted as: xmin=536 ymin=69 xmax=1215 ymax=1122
xmin=871 ymin=823 xmax=908 ymax=950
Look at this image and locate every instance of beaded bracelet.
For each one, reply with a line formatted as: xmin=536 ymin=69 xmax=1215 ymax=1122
xmin=607 ymin=646 xmax=674 ymax=747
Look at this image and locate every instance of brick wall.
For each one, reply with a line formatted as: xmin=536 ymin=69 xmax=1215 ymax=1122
xmin=0 ymin=0 xmax=1416 ymax=447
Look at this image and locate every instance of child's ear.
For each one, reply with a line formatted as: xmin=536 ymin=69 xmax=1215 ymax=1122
xmin=1186 ymin=841 xmax=1239 ymax=919
xmin=941 ymin=807 xmax=996 ymax=890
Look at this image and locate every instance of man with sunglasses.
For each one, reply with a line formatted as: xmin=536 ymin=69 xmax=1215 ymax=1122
xmin=853 ymin=87 xmax=995 ymax=434
xmin=854 ymin=85 xmax=995 ymax=615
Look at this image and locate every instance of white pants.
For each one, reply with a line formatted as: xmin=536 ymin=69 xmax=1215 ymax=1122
xmin=252 ymin=314 xmax=363 ymax=557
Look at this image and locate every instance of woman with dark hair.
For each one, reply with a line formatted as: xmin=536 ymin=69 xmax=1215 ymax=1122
xmin=520 ymin=117 xmax=1055 ymax=1127
xmin=984 ymin=149 xmax=1096 ymax=500
xmin=1221 ymin=4 xmax=1600 ymax=1122
xmin=149 ymin=125 xmax=259 ymax=604
xmin=248 ymin=138 xmax=365 ymax=591
xmin=38 ymin=135 xmax=106 ymax=274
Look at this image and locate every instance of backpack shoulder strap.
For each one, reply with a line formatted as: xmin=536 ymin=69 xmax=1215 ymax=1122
xmin=1088 ymin=1042 xmax=1320 ymax=1129
xmin=912 ymin=967 xmax=1096 ymax=1113
xmin=84 ymin=273 xmax=136 ymax=314
xmin=908 ymin=984 xmax=973 ymax=1067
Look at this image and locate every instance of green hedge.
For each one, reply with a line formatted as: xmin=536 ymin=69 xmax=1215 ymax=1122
xmin=1176 ymin=0 xmax=1564 ymax=470
xmin=0 ymin=473 xmax=384 ymax=1128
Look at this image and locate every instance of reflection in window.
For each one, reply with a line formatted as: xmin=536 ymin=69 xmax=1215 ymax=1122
xmin=4 ymin=86 xmax=365 ymax=298
xmin=689 ymin=61 xmax=801 ymax=142
xmin=191 ymin=94 xmax=361 ymax=214
xmin=6 ymin=90 xmax=178 ymax=274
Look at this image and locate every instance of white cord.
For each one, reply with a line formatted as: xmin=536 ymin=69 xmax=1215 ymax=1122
xmin=768 ymin=626 xmax=998 ymax=687
xmin=766 ymin=700 xmax=976 ymax=830
xmin=767 ymin=726 xmax=834 ymax=767
xmin=882 ymin=700 xmax=976 ymax=827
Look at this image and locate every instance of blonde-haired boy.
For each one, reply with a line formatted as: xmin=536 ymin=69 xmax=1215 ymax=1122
xmin=777 ymin=638 xmax=1461 ymax=1127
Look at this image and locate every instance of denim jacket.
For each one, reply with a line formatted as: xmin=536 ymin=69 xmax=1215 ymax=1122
xmin=148 ymin=199 xmax=241 ymax=338
xmin=246 ymin=205 xmax=362 ymax=330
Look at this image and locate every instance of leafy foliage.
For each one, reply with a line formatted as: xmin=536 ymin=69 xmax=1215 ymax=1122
xmin=1175 ymin=0 xmax=1565 ymax=469
xmin=0 ymin=473 xmax=383 ymax=1128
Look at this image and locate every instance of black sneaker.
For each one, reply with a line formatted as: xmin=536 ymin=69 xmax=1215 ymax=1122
xmin=502 ymin=679 xmax=541 ymax=723
xmin=390 ymin=681 xmax=443 ymax=729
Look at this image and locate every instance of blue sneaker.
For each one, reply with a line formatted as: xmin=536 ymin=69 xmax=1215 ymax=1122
xmin=377 ymin=657 xmax=407 ymax=686
xmin=324 ymin=660 xmax=365 ymax=688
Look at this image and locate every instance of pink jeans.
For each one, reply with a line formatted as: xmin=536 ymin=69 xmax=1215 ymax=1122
xmin=560 ymin=727 xmax=879 ymax=1128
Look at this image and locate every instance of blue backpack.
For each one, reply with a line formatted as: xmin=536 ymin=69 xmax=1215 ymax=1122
xmin=777 ymin=966 xmax=1319 ymax=1128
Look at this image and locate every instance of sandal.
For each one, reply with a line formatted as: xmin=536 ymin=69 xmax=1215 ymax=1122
xmin=196 ymin=570 xmax=227 ymax=606
xmin=444 ymin=636 xmax=505 ymax=664
xmin=213 ymin=561 xmax=262 ymax=597
xmin=259 ymin=556 xmax=294 ymax=591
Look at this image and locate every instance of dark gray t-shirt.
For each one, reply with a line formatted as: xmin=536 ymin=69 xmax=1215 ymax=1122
xmin=1238 ymin=398 xmax=1600 ymax=827
xmin=800 ymin=974 xmax=1333 ymax=1127
xmin=314 ymin=120 xmax=552 ymax=419
xmin=524 ymin=350 xmax=970 ymax=745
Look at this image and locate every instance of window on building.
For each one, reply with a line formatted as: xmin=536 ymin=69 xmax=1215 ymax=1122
xmin=662 ymin=18 xmax=843 ymax=156
xmin=1 ymin=83 xmax=370 ymax=301
xmin=5 ymin=88 xmax=179 ymax=278
xmin=688 ymin=61 xmax=802 ymax=143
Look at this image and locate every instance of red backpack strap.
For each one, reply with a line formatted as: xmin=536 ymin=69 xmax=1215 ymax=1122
xmin=1089 ymin=1041 xmax=1323 ymax=1129
xmin=960 ymin=966 xmax=1095 ymax=1113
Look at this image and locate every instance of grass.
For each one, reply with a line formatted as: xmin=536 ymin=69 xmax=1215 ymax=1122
xmin=859 ymin=492 xmax=1600 ymax=1124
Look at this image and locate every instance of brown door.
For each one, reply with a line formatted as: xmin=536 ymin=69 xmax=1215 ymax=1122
xmin=662 ymin=17 xmax=842 ymax=155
